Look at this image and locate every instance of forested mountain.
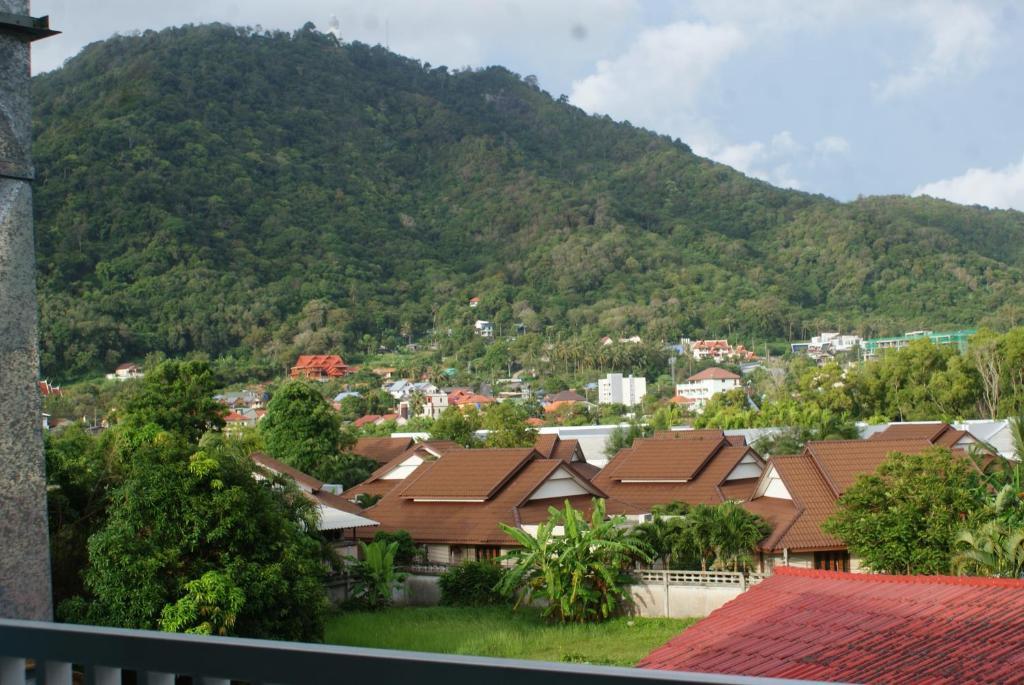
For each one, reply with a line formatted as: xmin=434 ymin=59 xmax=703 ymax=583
xmin=32 ymin=23 xmax=1024 ymax=380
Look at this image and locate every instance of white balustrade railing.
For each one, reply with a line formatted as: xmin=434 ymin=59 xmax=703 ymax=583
xmin=633 ymin=570 xmax=769 ymax=588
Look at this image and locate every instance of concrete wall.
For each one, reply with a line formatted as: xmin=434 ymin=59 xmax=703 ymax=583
xmin=628 ymin=582 xmax=744 ymax=618
xmin=326 ymin=574 xmax=441 ymax=606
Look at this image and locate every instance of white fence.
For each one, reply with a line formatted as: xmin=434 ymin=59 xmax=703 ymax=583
xmin=628 ymin=570 xmax=770 ymax=618
xmin=632 ymin=569 xmax=769 ymax=589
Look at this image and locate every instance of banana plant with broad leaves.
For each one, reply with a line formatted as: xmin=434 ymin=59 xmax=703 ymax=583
xmin=496 ymin=498 xmax=651 ymax=623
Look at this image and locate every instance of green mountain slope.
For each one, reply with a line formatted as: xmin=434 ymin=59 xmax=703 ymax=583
xmin=32 ymin=23 xmax=1024 ymax=379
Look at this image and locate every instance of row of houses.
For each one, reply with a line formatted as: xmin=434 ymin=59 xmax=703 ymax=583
xmin=279 ymin=420 xmax=993 ymax=573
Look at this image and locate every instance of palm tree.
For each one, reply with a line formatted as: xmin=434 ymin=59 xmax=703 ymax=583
xmin=683 ymin=504 xmax=720 ymax=572
xmin=953 ymin=520 xmax=1024 ymax=578
xmin=714 ymin=501 xmax=772 ymax=573
xmin=632 ymin=515 xmax=685 ymax=569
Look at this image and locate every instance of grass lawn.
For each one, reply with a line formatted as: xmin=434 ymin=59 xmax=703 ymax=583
xmin=323 ymin=606 xmax=696 ymax=666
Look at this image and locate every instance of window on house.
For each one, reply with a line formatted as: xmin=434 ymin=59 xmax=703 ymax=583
xmin=813 ymin=550 xmax=849 ymax=572
xmin=475 ymin=546 xmax=501 ymax=561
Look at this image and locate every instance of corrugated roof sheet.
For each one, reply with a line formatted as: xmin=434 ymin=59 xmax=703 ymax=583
xmin=639 ymin=567 xmax=1024 ymax=684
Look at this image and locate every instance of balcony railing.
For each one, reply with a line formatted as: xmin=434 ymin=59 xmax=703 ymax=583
xmin=0 ymin=618 xmax=810 ymax=685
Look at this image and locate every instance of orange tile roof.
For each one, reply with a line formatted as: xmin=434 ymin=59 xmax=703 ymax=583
xmin=352 ymin=437 xmax=415 ymax=464
xmin=686 ymin=367 xmax=741 ymax=382
xmin=251 ymin=452 xmax=323 ymax=492
xmin=639 ymin=567 xmax=1024 ymax=683
xmin=533 ymin=435 xmax=583 ymax=462
xmin=346 ymin=441 xmax=460 ymax=500
xmin=290 ymin=354 xmax=348 ymax=378
xmin=653 ymin=429 xmax=725 ymax=441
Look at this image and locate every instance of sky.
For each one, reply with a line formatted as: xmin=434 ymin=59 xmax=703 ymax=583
xmin=32 ymin=0 xmax=1024 ymax=210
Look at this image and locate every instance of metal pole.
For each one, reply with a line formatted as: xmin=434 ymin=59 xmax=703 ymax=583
xmin=0 ymin=1 xmax=58 ymax=620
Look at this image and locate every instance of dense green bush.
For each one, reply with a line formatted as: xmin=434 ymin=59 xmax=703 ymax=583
xmin=438 ymin=561 xmax=508 ymax=607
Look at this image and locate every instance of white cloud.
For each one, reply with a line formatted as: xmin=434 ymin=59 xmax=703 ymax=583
xmin=814 ymin=136 xmax=851 ymax=156
xmin=569 ymin=21 xmax=745 ymax=152
xmin=715 ymin=131 xmax=804 ymax=189
xmin=912 ymin=156 xmax=1024 ymax=211
xmin=874 ymin=1 xmax=997 ymax=99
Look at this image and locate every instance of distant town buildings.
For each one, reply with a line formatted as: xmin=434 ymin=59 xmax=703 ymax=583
xmin=862 ymin=329 xmax=975 ymax=359
xmin=598 ymin=373 xmax=647 ymax=407
xmin=675 ymin=367 xmax=741 ymax=413
xmin=683 ymin=339 xmax=757 ymax=363
xmin=790 ymin=332 xmax=863 ymax=362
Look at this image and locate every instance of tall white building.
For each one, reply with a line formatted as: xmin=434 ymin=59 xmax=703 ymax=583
xmin=598 ymin=373 xmax=647 ymax=407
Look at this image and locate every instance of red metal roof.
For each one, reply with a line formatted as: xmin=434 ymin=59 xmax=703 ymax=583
xmin=639 ymin=567 xmax=1024 ymax=684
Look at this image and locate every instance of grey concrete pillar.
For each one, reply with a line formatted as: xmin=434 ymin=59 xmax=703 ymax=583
xmin=0 ymin=0 xmax=54 ymax=620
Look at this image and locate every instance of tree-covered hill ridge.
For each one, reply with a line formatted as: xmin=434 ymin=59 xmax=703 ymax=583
xmin=32 ymin=22 xmax=1024 ymax=380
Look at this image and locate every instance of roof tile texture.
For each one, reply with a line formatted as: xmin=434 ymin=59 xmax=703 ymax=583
xmin=639 ymin=567 xmax=1024 ymax=684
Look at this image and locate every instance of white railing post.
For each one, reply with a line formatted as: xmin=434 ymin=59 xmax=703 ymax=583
xmin=0 ymin=657 xmax=26 ymax=685
xmin=42 ymin=660 xmax=73 ymax=684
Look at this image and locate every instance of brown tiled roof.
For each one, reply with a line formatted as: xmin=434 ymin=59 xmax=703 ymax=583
xmin=533 ymin=434 xmax=559 ymax=457
xmin=398 ymin=448 xmax=537 ymax=500
xmin=352 ymin=437 xmax=416 ymax=465
xmin=251 ymin=452 xmax=323 ymax=492
xmin=804 ymin=438 xmax=935 ymax=495
xmin=360 ymin=456 xmax=632 ymax=545
xmin=653 ymin=429 xmax=724 ymax=441
xmin=604 ymin=438 xmax=727 ymax=482
xmin=756 ymin=454 xmax=845 ymax=552
xmin=593 ymin=442 xmax=762 ymax=511
xmin=533 ymin=434 xmax=583 ymax=462
xmin=686 ymin=367 xmax=740 ymax=382
xmin=346 ymin=441 xmax=461 ymax=500
xmin=743 ymin=439 xmax=968 ymax=554
xmin=868 ymin=422 xmax=950 ymax=443
xmin=567 ymin=462 xmax=601 ymax=480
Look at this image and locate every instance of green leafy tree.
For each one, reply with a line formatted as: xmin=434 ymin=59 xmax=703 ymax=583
xmin=632 ymin=515 xmax=685 ymax=569
xmin=372 ymin=530 xmax=419 ymax=566
xmin=438 ymin=561 xmax=507 ymax=607
xmin=118 ymin=360 xmax=224 ymax=442
xmin=429 ymin=406 xmax=482 ymax=447
xmin=824 ymin=447 xmax=984 ymax=575
xmin=497 ymin=499 xmax=651 ymax=623
xmin=604 ymin=421 xmax=653 ymax=458
xmin=75 ymin=429 xmax=330 ymax=640
xmin=483 ymin=402 xmax=537 ymax=448
xmin=260 ymin=380 xmax=345 ymax=479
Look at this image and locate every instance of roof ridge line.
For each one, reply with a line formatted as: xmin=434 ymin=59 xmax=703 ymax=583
xmin=775 ymin=566 xmax=1024 ymax=587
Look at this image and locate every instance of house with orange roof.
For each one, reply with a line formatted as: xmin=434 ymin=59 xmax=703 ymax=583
xmin=675 ymin=367 xmax=742 ymax=413
xmin=742 ymin=437 xmax=987 ymax=573
xmin=592 ymin=430 xmax=765 ymax=513
xmin=289 ymin=354 xmax=349 ymax=381
xmin=358 ymin=447 xmax=638 ymax=565
xmin=639 ymin=567 xmax=1024 ymax=684
xmin=685 ymin=339 xmax=757 ymax=363
xmin=447 ymin=387 xmax=495 ymax=410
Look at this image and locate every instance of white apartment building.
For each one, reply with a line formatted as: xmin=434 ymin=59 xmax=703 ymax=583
xmin=675 ymin=367 xmax=741 ymax=413
xmin=598 ymin=373 xmax=647 ymax=407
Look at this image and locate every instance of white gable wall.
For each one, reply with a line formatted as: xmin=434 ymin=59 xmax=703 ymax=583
xmin=528 ymin=466 xmax=592 ymax=501
xmin=724 ymin=452 xmax=762 ymax=481
xmin=753 ymin=464 xmax=791 ymax=500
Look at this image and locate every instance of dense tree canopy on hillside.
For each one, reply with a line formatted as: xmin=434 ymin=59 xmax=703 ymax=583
xmin=32 ymin=23 xmax=1024 ymax=381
